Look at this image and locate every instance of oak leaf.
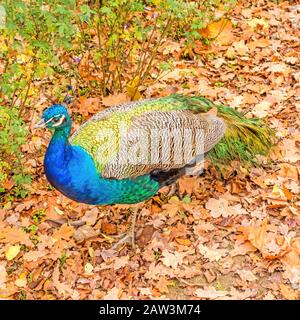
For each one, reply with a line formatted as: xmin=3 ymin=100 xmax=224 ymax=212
xmin=102 ymin=93 xmax=130 ymax=107
xmin=161 ymin=250 xmax=185 ymax=269
xmin=0 ymin=226 xmax=31 ymax=246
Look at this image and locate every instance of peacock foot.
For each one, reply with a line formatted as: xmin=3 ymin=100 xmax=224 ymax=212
xmin=112 ymin=207 xmax=139 ymax=249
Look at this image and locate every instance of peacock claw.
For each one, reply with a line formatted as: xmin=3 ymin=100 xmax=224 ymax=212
xmin=166 ymin=183 xmax=177 ymax=198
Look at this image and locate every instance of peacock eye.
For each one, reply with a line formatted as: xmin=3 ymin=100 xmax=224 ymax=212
xmin=53 ymin=117 xmax=60 ymax=123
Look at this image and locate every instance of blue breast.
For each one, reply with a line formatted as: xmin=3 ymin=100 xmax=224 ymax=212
xmin=44 ymin=137 xmax=118 ymax=204
xmin=44 ymin=136 xmax=159 ymax=205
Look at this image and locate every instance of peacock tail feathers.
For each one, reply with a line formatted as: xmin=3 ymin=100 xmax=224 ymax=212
xmin=176 ymin=95 xmax=275 ymax=167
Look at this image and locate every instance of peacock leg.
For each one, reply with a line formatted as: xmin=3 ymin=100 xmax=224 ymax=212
xmin=166 ymin=183 xmax=177 ymax=198
xmin=112 ymin=207 xmax=139 ymax=249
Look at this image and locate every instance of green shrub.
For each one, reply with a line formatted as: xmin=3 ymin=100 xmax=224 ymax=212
xmin=0 ymin=0 xmax=77 ymax=202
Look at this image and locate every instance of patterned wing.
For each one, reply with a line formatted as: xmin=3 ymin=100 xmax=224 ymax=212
xmin=70 ymin=98 xmax=225 ymax=179
xmin=70 ymin=96 xmax=186 ymax=173
xmin=100 ymin=110 xmax=225 ymax=178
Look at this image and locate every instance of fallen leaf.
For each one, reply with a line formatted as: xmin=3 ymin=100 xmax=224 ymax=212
xmin=232 ymin=40 xmax=249 ymax=56
xmin=15 ymin=272 xmax=27 ymax=288
xmin=101 ymin=221 xmax=117 ymax=235
xmin=103 ymin=287 xmax=121 ymax=300
xmin=161 ymin=250 xmax=185 ymax=268
xmin=23 ymin=249 xmax=48 ymax=262
xmin=5 ymin=245 xmax=21 ymax=261
xmin=52 ymin=224 xmax=74 ymax=241
xmin=102 ymin=93 xmax=130 ymax=107
xmin=279 ymin=284 xmax=299 ymax=300
xmin=73 ymin=225 xmax=98 ymax=242
xmin=195 ymin=286 xmax=228 ymax=299
xmin=0 ymin=226 xmax=31 ymax=246
xmin=175 ymin=237 xmax=191 ymax=246
xmin=252 ymin=100 xmax=271 ymax=118
xmin=178 ymin=176 xmax=199 ymax=194
xmin=113 ymin=255 xmax=129 ymax=270
xmin=200 ymin=19 xmax=235 ymax=46
xmin=247 ymin=18 xmax=269 ymax=29
xmin=205 ymin=197 xmax=239 ymax=218
xmin=236 ymin=270 xmax=257 ymax=282
xmin=281 ymin=138 xmax=300 ymax=163
xmin=76 ymin=96 xmax=103 ymax=116
xmin=279 ymin=163 xmax=299 ymax=181
xmin=155 ymin=277 xmax=171 ymax=294
xmin=84 ymin=263 xmax=94 ymax=274
xmin=198 ymin=244 xmax=228 ymax=261
xmin=82 ymin=208 xmax=99 ymax=226
xmin=0 ymin=263 xmax=7 ymax=288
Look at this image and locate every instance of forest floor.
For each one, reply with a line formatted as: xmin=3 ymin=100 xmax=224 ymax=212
xmin=0 ymin=0 xmax=300 ymax=300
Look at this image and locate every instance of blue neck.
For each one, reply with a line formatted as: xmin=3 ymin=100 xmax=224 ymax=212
xmin=50 ymin=125 xmax=71 ymax=144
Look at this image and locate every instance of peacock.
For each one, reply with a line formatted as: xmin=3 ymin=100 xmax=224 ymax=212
xmin=35 ymin=94 xmax=273 ymax=245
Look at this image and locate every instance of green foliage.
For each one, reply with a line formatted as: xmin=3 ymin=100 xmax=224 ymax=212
xmin=59 ymin=252 xmax=68 ymax=268
xmin=23 ymin=224 xmax=39 ymax=234
xmin=0 ymin=0 xmax=77 ymax=201
xmin=0 ymin=106 xmax=31 ymax=199
xmin=31 ymin=208 xmax=46 ymax=224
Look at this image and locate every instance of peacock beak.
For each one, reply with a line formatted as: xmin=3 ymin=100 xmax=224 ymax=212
xmin=34 ymin=118 xmax=47 ymax=129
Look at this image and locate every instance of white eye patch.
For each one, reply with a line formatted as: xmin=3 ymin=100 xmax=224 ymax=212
xmin=51 ymin=115 xmax=66 ymax=127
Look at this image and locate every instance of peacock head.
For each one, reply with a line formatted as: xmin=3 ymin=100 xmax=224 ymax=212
xmin=35 ymin=104 xmax=71 ymax=130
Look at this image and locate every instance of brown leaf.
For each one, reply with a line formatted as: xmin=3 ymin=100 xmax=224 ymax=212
xmin=154 ymin=277 xmax=171 ymax=294
xmin=279 ymin=163 xmax=299 ymax=181
xmin=198 ymin=244 xmax=228 ymax=262
xmin=102 ymin=93 xmax=130 ymax=107
xmin=236 ymin=270 xmax=257 ymax=282
xmin=52 ymin=224 xmax=74 ymax=241
xmin=101 ymin=221 xmax=117 ymax=235
xmin=243 ymin=219 xmax=268 ymax=252
xmin=175 ymin=237 xmax=191 ymax=246
xmin=205 ymin=197 xmax=239 ymax=218
xmin=137 ymin=225 xmax=155 ymax=247
xmin=23 ymin=249 xmax=48 ymax=262
xmin=161 ymin=250 xmax=185 ymax=268
xmin=200 ymin=19 xmax=235 ymax=46
xmin=178 ymin=176 xmax=199 ymax=194
xmin=82 ymin=208 xmax=99 ymax=226
xmin=195 ymin=286 xmax=228 ymax=299
xmin=77 ymin=96 xmax=103 ymax=116
xmin=113 ymin=255 xmax=129 ymax=270
xmin=73 ymin=225 xmax=98 ymax=242
xmin=279 ymin=284 xmax=299 ymax=300
xmin=0 ymin=226 xmax=32 ymax=246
